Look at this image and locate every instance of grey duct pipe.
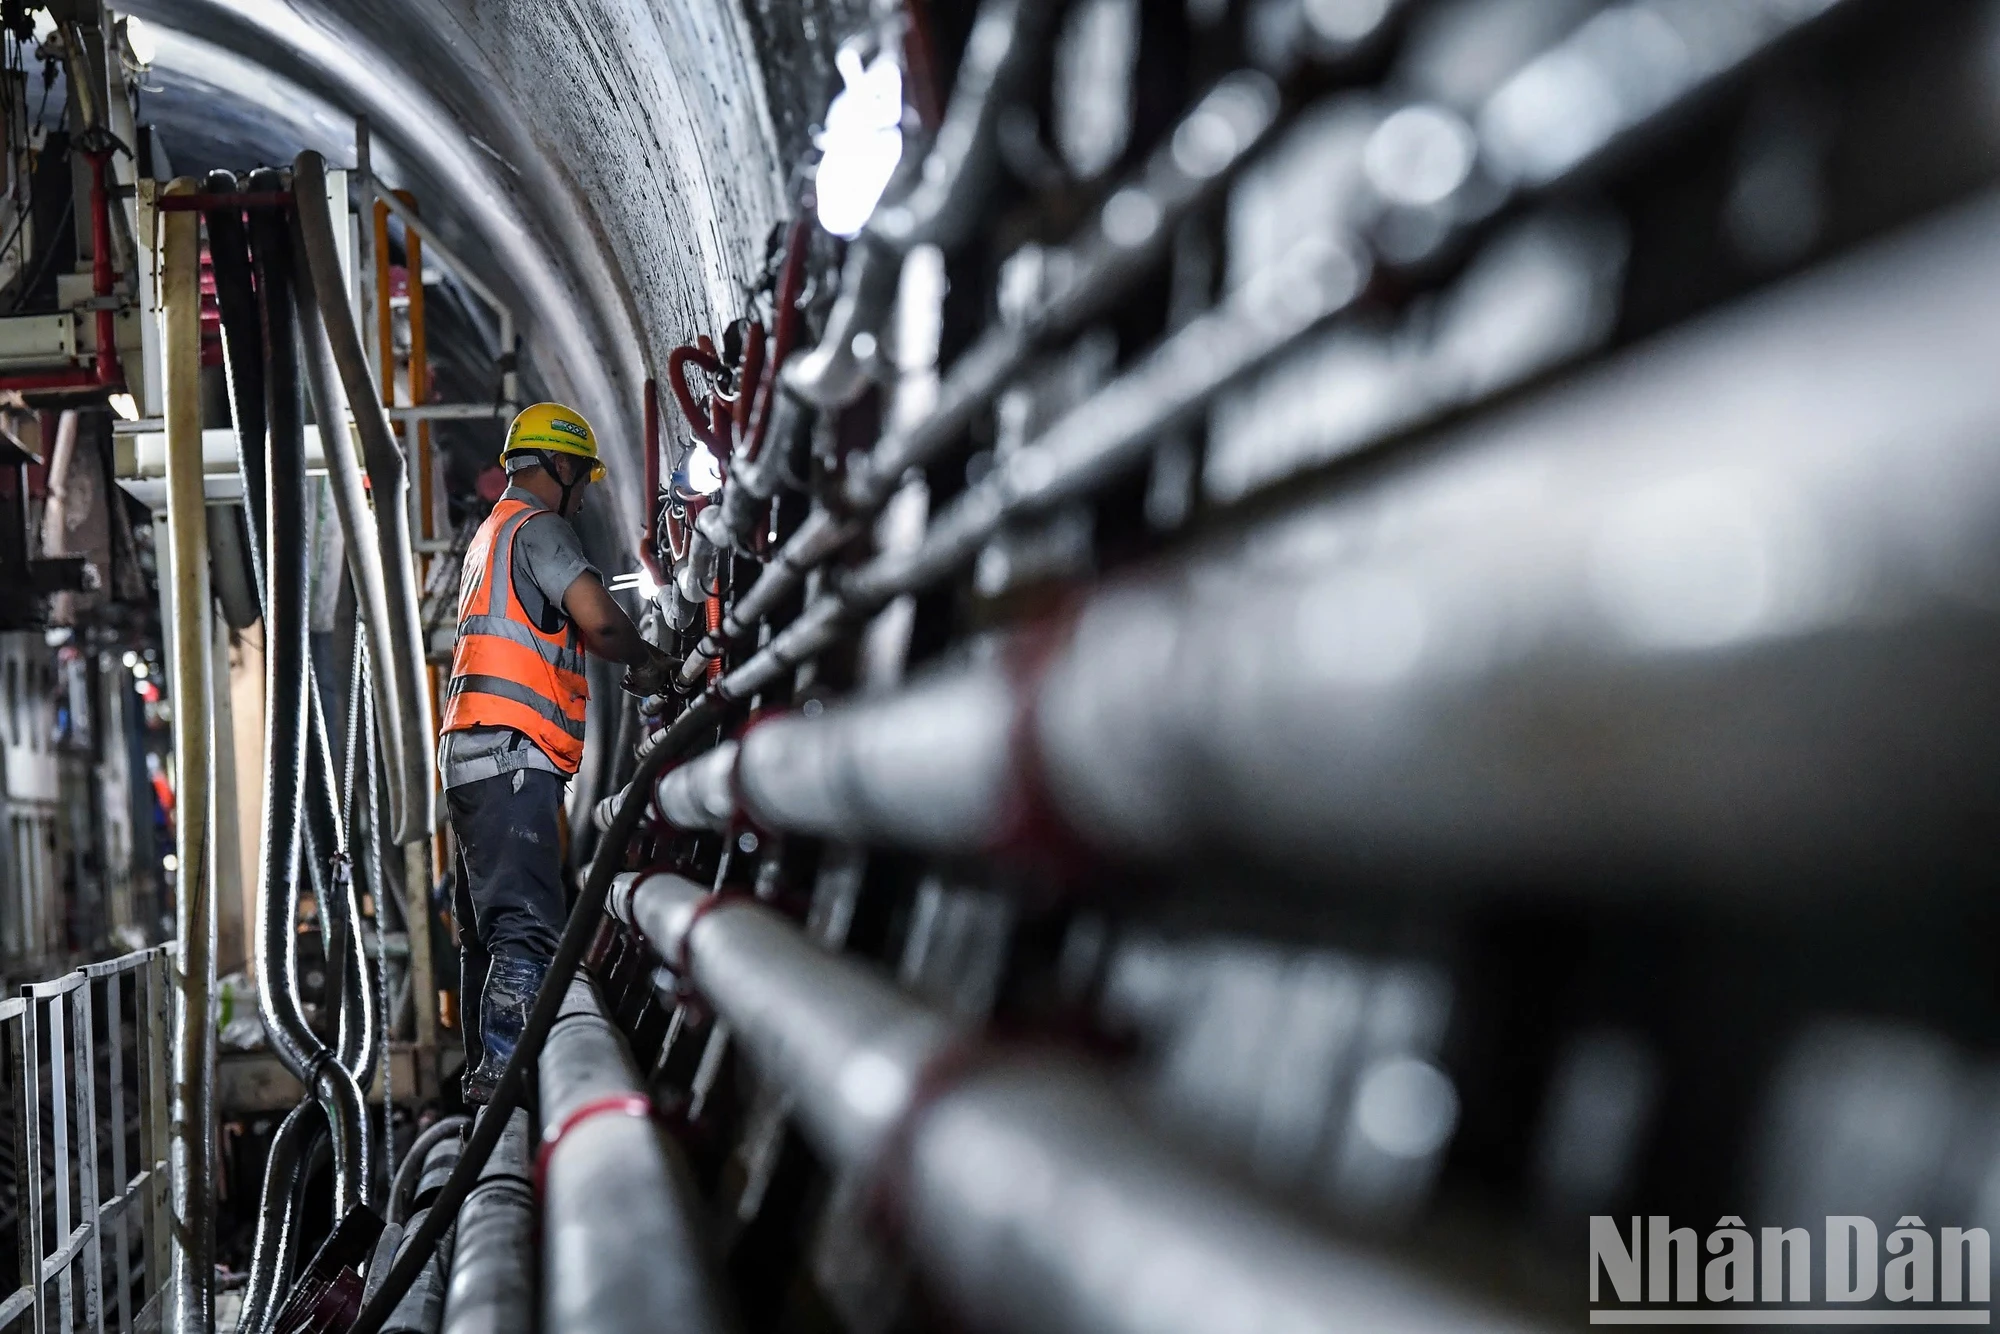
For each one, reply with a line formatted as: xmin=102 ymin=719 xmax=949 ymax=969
xmin=667 ymin=0 xmax=1845 ymax=717
xmin=244 ymin=175 xmax=368 ymax=1219
xmin=210 ymin=174 xmax=377 ymax=1095
xmin=382 ymin=1204 xmax=451 ymax=1334
xmin=539 ymin=977 xmax=736 ymax=1334
xmin=608 ymin=872 xmax=1542 ymax=1334
xmin=209 ymin=173 xmax=299 ymax=1334
xmin=688 ymin=0 xmax=1835 ymax=683
xmin=662 ymin=231 xmax=1365 ymax=716
xmin=663 ymin=188 xmax=2000 ymax=895
xmin=241 ymin=1111 xmax=334 ymax=1334
xmin=438 ymin=1110 xmax=533 ymax=1334
xmin=292 ymin=148 xmax=436 ymax=846
xmin=384 ymin=1135 xmax=467 ymax=1334
xmin=781 ymin=237 xmax=903 ymax=411
xmin=293 ymin=208 xmax=418 ymax=850
xmin=389 ymin=1116 xmax=470 ymax=1227
xmin=344 ymin=688 xmax=725 ymax=1334
xmin=303 ymin=684 xmax=379 ymax=1095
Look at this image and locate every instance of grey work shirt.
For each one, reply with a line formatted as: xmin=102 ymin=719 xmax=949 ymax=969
xmin=438 ymin=487 xmax=600 ymax=789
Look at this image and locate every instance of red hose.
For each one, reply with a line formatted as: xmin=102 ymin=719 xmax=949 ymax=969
xmin=88 ymin=151 xmax=120 ymax=390
xmin=704 ymin=593 xmax=723 ymax=683
xmin=666 ymin=344 xmax=726 ymax=453
xmin=641 ymin=377 xmax=663 ymax=583
xmin=741 ymin=215 xmax=813 ymax=464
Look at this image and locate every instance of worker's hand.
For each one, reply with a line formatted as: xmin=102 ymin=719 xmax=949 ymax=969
xmin=622 ymin=645 xmax=677 ymax=698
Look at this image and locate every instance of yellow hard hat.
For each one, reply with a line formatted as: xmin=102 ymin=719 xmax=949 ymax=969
xmin=501 ymin=402 xmax=607 ymax=482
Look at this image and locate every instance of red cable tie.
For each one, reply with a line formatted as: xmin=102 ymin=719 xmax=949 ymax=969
xmin=865 ymin=1036 xmax=998 ymax=1234
xmin=673 ymin=890 xmax=752 ymax=984
xmin=533 ymin=1092 xmax=654 ymax=1199
xmin=990 ymin=610 xmax=1097 ymax=878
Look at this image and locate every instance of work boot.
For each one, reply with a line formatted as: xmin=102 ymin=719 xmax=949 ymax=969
xmin=463 ymin=953 xmax=549 ymax=1104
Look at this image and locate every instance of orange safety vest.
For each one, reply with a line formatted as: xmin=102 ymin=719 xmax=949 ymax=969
xmin=439 ymin=497 xmax=590 ymax=773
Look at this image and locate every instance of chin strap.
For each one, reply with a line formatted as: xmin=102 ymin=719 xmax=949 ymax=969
xmin=536 ymin=450 xmax=585 ymax=515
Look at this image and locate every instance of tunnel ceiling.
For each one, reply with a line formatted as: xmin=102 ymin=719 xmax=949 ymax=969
xmin=121 ymin=0 xmax=868 ymax=561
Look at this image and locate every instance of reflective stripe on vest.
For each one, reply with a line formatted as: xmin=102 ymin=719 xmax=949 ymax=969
xmin=439 ymin=498 xmax=591 ymax=772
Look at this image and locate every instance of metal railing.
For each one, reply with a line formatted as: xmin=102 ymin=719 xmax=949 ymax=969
xmin=0 ymin=946 xmax=173 ymax=1334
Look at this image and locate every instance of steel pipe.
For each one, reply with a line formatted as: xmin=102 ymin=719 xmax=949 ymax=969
xmin=691 ymin=188 xmax=2000 ymax=895
xmin=438 ymin=1111 xmax=533 ymax=1334
xmin=782 ymin=236 xmax=901 ymax=411
xmin=539 ymin=977 xmax=736 ymax=1334
xmin=608 ymin=872 xmax=1540 ymax=1334
xmin=159 ymin=176 xmax=216 ymax=1334
xmin=685 ymin=234 xmax=1365 ymax=710
xmin=244 ymin=175 xmax=368 ymax=1219
xmin=686 ymin=0 xmax=1839 ymax=691
xmin=294 ymin=148 xmax=437 ymax=846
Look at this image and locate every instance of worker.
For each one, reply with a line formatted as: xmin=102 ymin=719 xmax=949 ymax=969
xmin=438 ymin=402 xmax=675 ymax=1103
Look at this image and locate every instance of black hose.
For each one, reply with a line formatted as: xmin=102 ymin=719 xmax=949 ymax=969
xmin=388 ymin=1116 xmax=469 ymax=1227
xmin=244 ymin=169 xmax=368 ymax=1218
xmin=237 ymin=1101 xmax=325 ymax=1334
xmin=278 ymin=1131 xmax=336 ymax=1302
xmin=304 ymin=669 xmax=378 ymax=1096
xmin=343 ymin=630 xmax=390 ymax=1078
xmin=203 ymin=169 xmax=267 ymax=601
xmin=344 ymin=694 xmax=722 ymax=1334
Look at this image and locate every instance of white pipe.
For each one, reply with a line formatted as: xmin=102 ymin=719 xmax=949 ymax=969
xmin=160 ymin=176 xmax=216 ymax=1334
xmin=295 ymin=252 xmax=411 ymax=860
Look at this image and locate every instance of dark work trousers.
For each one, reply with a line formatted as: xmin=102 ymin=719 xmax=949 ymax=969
xmin=447 ymin=768 xmax=568 ymax=1076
